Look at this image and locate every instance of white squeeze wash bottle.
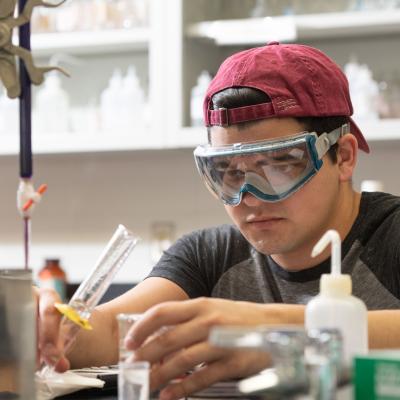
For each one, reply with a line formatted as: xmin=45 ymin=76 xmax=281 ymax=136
xmin=305 ymin=229 xmax=368 ymax=365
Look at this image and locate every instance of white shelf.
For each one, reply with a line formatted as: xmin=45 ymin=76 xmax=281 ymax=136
xmin=0 ymin=131 xmax=160 ymax=155
xmin=186 ymin=9 xmax=400 ymax=45
xmin=1 ymin=120 xmax=399 ymax=156
xmin=29 ymin=28 xmax=150 ymax=57
xmin=0 ymin=120 xmax=398 ymax=156
xmin=0 ymin=130 xmax=202 ymax=156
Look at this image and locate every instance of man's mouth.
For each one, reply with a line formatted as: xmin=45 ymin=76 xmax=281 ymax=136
xmin=245 ymin=216 xmax=284 ymax=228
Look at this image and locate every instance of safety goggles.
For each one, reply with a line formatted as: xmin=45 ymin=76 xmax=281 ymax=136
xmin=194 ymin=124 xmax=348 ymax=206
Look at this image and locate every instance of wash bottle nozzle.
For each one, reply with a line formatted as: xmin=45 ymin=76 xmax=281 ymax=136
xmin=311 ymin=229 xmax=341 ymax=275
xmin=311 ymin=229 xmax=351 ymax=297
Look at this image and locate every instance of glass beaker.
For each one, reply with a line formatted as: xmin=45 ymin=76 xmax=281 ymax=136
xmin=117 ymin=313 xmax=143 ymax=362
xmin=61 ymin=224 xmax=140 ymax=354
xmin=119 ymin=360 xmax=150 ymax=400
xmin=0 ymin=269 xmax=35 ymax=399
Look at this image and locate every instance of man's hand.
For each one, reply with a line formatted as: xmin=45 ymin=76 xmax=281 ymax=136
xmin=33 ymin=287 xmax=70 ymax=372
xmin=125 ymin=297 xmax=290 ymax=400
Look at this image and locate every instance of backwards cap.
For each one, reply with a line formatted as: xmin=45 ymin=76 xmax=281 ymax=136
xmin=203 ymin=42 xmax=369 ymax=153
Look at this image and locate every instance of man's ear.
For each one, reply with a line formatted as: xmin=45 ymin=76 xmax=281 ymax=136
xmin=336 ymin=133 xmax=358 ymax=182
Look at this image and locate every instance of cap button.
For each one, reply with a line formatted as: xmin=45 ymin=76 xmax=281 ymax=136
xmin=267 ymin=41 xmax=280 ymax=45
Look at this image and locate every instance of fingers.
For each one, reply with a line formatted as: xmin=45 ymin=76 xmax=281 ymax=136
xmin=127 ymin=298 xmax=216 ymax=349
xmin=38 ymin=289 xmax=61 ymax=347
xmin=158 ymin=362 xmax=229 ymax=400
xmin=54 ymin=356 xmax=71 ymax=373
xmin=131 ymin=313 xmax=216 ymax=364
xmin=36 ymin=288 xmax=68 ymax=369
xmin=149 ymin=341 xmax=228 ymax=390
xmin=158 ymin=350 xmax=268 ymax=400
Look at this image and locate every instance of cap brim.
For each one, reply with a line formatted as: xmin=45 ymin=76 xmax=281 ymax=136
xmin=349 ymin=117 xmax=370 ymax=153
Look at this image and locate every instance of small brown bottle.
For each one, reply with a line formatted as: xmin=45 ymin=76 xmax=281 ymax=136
xmin=37 ymin=258 xmax=67 ymax=302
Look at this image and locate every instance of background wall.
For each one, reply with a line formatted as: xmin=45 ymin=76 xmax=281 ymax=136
xmin=1 ymin=0 xmax=399 ymax=284
xmin=1 ymin=138 xmax=399 ymax=282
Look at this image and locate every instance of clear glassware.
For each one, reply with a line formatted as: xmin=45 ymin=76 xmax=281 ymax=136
xmin=117 ymin=313 xmax=143 ymax=362
xmin=0 ymin=269 xmax=35 ymax=399
xmin=305 ymin=328 xmax=343 ymax=400
xmin=209 ymin=326 xmax=309 ymax=396
xmin=39 ymin=224 xmax=139 ymax=375
xmin=118 ymin=361 xmax=149 ymax=400
xmin=265 ymin=327 xmax=308 ymax=385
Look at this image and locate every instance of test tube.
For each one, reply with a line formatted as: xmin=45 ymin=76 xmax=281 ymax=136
xmin=60 ymin=224 xmax=139 ymax=353
xmin=38 ymin=224 xmax=139 ymax=378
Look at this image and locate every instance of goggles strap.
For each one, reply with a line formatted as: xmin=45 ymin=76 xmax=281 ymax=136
xmin=315 ymin=123 xmax=349 ymax=159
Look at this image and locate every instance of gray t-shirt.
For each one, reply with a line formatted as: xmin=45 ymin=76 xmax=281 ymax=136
xmin=147 ymin=192 xmax=400 ymax=310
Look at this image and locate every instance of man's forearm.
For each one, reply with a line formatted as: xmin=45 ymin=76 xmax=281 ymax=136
xmin=68 ymin=308 xmax=119 ymax=368
xmin=257 ymin=303 xmax=305 ymax=326
xmin=368 ymin=310 xmax=400 ymax=349
xmin=258 ymin=304 xmax=400 ymax=350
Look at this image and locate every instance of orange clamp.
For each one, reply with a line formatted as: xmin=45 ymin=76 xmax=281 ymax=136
xmin=22 ymin=184 xmax=48 ymax=212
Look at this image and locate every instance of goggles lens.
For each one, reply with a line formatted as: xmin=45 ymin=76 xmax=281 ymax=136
xmin=194 ymin=127 xmax=345 ymax=206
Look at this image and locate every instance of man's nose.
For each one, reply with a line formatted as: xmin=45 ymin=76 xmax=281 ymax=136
xmin=241 ymin=192 xmax=265 ymax=207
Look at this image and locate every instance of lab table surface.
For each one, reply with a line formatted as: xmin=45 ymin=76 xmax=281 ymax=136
xmin=54 ymin=383 xmax=353 ymax=400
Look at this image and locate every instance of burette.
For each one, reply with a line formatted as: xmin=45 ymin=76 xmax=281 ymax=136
xmin=15 ymin=0 xmax=46 ymax=269
xmin=11 ymin=0 xmax=67 ymax=269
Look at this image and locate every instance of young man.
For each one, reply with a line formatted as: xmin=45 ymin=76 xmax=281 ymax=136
xmin=37 ymin=43 xmax=400 ymax=400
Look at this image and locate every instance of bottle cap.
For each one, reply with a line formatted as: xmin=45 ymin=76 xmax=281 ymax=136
xmin=320 ymin=273 xmax=352 ymax=297
xmin=45 ymin=258 xmax=60 ymax=263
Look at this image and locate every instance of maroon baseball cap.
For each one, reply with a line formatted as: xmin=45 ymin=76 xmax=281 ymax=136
xmin=203 ymin=42 xmax=369 ymax=153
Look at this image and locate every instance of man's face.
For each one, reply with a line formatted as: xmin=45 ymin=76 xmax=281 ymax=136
xmin=209 ymin=118 xmax=345 ymax=261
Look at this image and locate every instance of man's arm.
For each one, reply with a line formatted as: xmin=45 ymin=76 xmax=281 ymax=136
xmin=129 ymin=300 xmax=400 ymax=400
xmin=54 ymin=294 xmax=400 ymax=371
xmin=368 ymin=310 xmax=400 ymax=349
xmin=37 ymin=277 xmax=189 ymax=371
xmin=128 ymin=299 xmax=304 ymax=400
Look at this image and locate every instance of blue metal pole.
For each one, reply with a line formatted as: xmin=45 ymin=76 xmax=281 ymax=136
xmin=18 ymin=0 xmax=32 ymax=179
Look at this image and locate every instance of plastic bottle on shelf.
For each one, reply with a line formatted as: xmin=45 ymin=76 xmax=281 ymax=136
xmin=54 ymin=0 xmax=79 ymax=32
xmin=344 ymin=59 xmax=379 ymax=121
xmin=190 ymin=70 xmax=212 ymax=127
xmin=35 ymin=71 xmax=70 ymax=134
xmin=249 ymin=0 xmax=269 ymax=17
xmin=120 ymin=66 xmax=145 ymax=132
xmin=100 ymin=68 xmax=123 ymax=133
xmin=93 ymin=0 xmax=109 ymax=30
xmin=305 ymin=230 xmax=368 ymax=366
xmin=37 ymin=258 xmax=67 ymax=302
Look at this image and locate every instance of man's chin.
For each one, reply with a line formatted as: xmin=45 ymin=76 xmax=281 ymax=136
xmin=246 ymin=234 xmax=296 ymax=256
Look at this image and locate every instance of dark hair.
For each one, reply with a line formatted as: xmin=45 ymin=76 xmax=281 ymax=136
xmin=209 ymin=87 xmax=349 ymax=163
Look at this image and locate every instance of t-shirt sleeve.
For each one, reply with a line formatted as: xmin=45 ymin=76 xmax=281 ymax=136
xmin=146 ymin=225 xmax=246 ymax=299
xmin=359 ymin=192 xmax=400 ymax=300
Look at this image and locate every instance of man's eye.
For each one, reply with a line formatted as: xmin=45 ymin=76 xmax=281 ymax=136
xmin=269 ymin=160 xmax=307 ymax=174
xmin=214 ymin=161 xmax=229 ymax=171
xmin=269 ymin=164 xmax=294 ymax=173
xmin=226 ymin=169 xmax=245 ymax=179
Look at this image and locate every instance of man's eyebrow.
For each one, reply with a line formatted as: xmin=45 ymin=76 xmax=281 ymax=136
xmin=260 ymin=153 xmax=299 ymax=163
xmin=213 ymin=157 xmax=231 ymax=167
